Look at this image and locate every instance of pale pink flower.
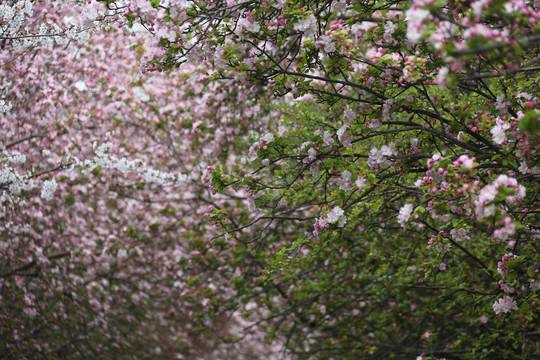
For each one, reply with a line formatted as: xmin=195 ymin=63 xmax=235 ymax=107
xmin=398 ymin=204 xmax=413 ymax=228
xmin=497 ymin=253 xmax=518 ymax=278
xmin=337 ymin=170 xmax=354 ymax=191
xmin=343 ymin=109 xmax=356 ymax=122
xmin=327 ymin=206 xmax=346 ymax=227
xmin=337 ymin=125 xmax=352 ymax=148
xmin=356 ymin=177 xmax=366 ymax=191
xmin=491 ymin=117 xmax=511 ymax=144
xmin=303 ymin=147 xmax=317 ymax=164
xmin=322 ymin=131 xmax=334 ymax=147
xmin=493 ymin=296 xmax=518 ymax=314
xmin=261 ymin=132 xmax=275 ymax=143
xmin=471 ymin=0 xmax=491 ymax=18
xmin=492 ymin=216 xmax=516 ymax=241
xmin=405 ymin=6 xmax=430 ymax=43
xmin=437 ymin=66 xmax=450 ymax=89
xmin=450 ymin=228 xmax=470 ymax=242
xmin=384 ymin=21 xmax=397 ymax=41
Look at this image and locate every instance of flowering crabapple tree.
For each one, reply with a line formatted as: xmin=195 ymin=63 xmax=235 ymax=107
xmin=109 ymin=0 xmax=540 ymax=358
xmin=1 ymin=0 xmax=540 ymax=359
xmin=1 ymin=1 xmax=288 ymax=359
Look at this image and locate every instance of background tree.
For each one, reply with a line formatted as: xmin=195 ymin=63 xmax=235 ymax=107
xmin=1 ymin=1 xmax=286 ymax=358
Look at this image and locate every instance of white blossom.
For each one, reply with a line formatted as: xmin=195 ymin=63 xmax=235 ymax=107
xmin=337 ymin=170 xmax=354 ymax=191
xmin=398 ymin=204 xmax=413 ymax=228
xmin=356 ymin=177 xmax=366 ymax=191
xmin=322 ymin=131 xmax=334 ymax=147
xmin=492 ymin=296 xmax=518 ymax=314
xmin=405 ymin=7 xmax=430 ymax=43
xmin=491 ymin=117 xmax=511 ymax=145
xmin=327 ymin=206 xmax=346 ymax=227
xmin=41 ymin=179 xmax=58 ymax=200
xmin=0 ymin=100 xmax=13 ymax=114
xmin=450 ymin=228 xmax=470 ymax=242
xmin=261 ymin=132 xmax=275 ymax=143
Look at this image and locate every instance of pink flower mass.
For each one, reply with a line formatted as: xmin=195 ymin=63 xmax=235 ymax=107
xmin=0 ymin=0 xmax=539 ymax=358
xmin=493 ymin=296 xmax=519 ymax=314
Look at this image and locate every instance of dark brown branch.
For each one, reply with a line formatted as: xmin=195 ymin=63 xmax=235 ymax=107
xmin=1 ymin=251 xmax=70 ymax=278
xmin=4 ymin=133 xmax=44 ymax=149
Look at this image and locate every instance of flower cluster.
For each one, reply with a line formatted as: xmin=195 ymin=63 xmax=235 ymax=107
xmin=398 ymin=204 xmax=413 ymax=229
xmin=427 ymin=232 xmax=452 ymax=252
xmin=40 ymin=179 xmax=58 ymax=200
xmin=1 ymin=151 xmax=34 ymax=197
xmin=492 ymin=216 xmax=516 ymax=242
xmin=247 ymin=132 xmax=275 ymax=162
xmin=450 ymin=228 xmax=470 ymax=242
xmin=77 ymin=141 xmax=187 ymax=188
xmin=452 ymin=155 xmax=475 ymax=169
xmin=356 ymin=177 xmax=366 ymax=191
xmin=497 ymin=253 xmax=519 ymax=278
xmin=336 ymin=170 xmax=354 ymax=191
xmin=337 ymin=125 xmax=352 ymax=148
xmin=313 ymin=206 xmax=347 ymax=236
xmin=490 ymin=117 xmax=512 ymax=145
xmin=0 ymin=99 xmax=13 ymax=114
xmin=405 ymin=0 xmax=432 ymax=43
xmin=498 ymin=280 xmax=515 ymax=294
xmin=492 ymin=295 xmax=518 ymax=315
xmin=474 ymin=175 xmax=525 ymax=220
xmin=327 ymin=206 xmax=347 ymax=226
xmin=367 ymin=144 xmax=396 ymax=172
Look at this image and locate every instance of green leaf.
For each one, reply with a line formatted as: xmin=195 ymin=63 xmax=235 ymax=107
xmin=518 ymin=111 xmax=540 ymax=134
xmin=414 ymin=206 xmax=426 ymax=215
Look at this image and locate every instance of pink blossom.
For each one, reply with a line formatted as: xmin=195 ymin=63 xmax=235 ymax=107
xmin=453 ymin=155 xmax=475 ymax=169
xmin=492 ymin=216 xmax=516 ymax=241
xmin=368 ymin=144 xmax=396 ymax=171
xmin=356 ymin=177 xmax=366 ymax=191
xmin=201 ymin=166 xmax=214 ymax=185
xmin=497 ymin=253 xmax=518 ymax=278
xmin=327 ymin=206 xmax=347 ymax=227
xmin=450 ymin=228 xmax=470 ymax=242
xmin=490 ymin=117 xmax=511 ymax=144
xmin=343 ymin=109 xmax=356 ymax=122
xmin=384 ymin=21 xmax=397 ymax=41
xmin=405 ymin=2 xmax=431 ymax=43
xmin=294 ymin=14 xmax=317 ymax=37
xmin=261 ymin=132 xmax=275 ymax=143
xmin=398 ymin=204 xmax=413 ymax=228
xmin=303 ymin=147 xmax=317 ymax=164
xmin=530 ymin=279 xmax=540 ymax=292
xmin=471 ymin=0 xmax=491 ymax=18
xmin=382 ymin=98 xmax=394 ymax=120
xmin=337 ymin=170 xmax=354 ymax=191
xmin=474 ymin=175 xmax=525 ymax=219
xmin=322 ymin=131 xmax=334 ymax=147
xmin=437 ymin=66 xmax=450 ymax=89
xmin=493 ymin=295 xmax=518 ymax=314
xmin=337 ymin=125 xmax=352 ymax=148
xmin=495 ymin=95 xmax=510 ymax=114
xmin=236 ymin=17 xmax=260 ymax=35
xmin=498 ymin=280 xmax=515 ymax=293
